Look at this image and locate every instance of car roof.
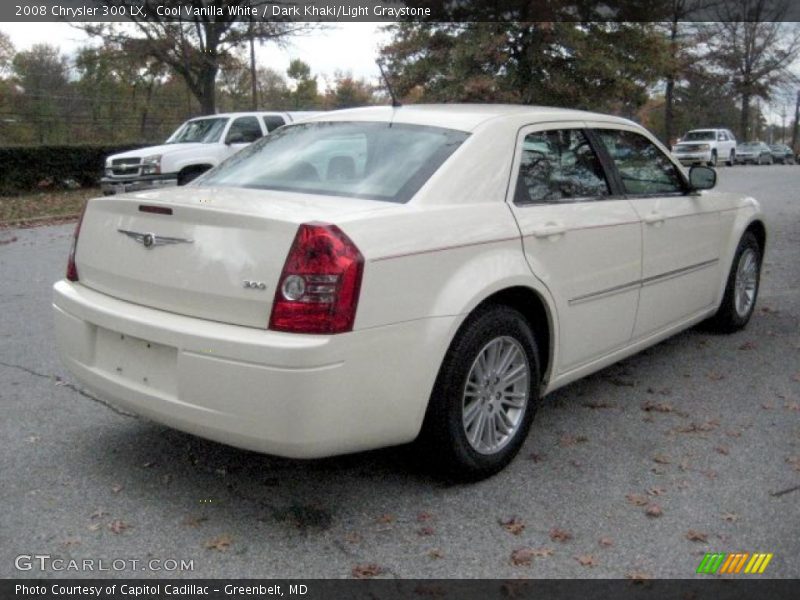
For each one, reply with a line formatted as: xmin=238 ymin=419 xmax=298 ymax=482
xmin=300 ymin=104 xmax=639 ymax=132
xmin=187 ymin=112 xmax=292 ymax=120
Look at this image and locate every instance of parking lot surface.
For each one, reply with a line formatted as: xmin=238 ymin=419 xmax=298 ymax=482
xmin=1 ymin=166 xmax=798 ymax=578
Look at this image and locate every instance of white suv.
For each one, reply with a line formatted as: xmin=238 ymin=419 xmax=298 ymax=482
xmin=672 ymin=128 xmax=737 ymax=167
xmin=101 ymin=111 xmax=320 ymax=194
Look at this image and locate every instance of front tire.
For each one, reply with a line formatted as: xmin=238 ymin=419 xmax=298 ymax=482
xmin=726 ymin=150 xmax=735 ymax=166
xmin=708 ymin=151 xmax=717 ymax=167
xmin=416 ymin=305 xmax=540 ymax=481
xmin=705 ymin=232 xmax=761 ymax=333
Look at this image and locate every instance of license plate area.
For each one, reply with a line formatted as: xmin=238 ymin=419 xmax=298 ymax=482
xmin=95 ymin=328 xmax=177 ymax=395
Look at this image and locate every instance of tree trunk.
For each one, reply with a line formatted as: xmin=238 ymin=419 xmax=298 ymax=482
xmin=740 ymin=92 xmax=751 ymax=141
xmin=199 ymin=64 xmax=218 ymax=115
xmin=664 ymin=19 xmax=679 ymax=145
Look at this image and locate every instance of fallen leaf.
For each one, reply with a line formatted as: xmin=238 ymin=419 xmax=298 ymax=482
xmin=417 ymin=512 xmax=433 ymax=522
xmin=645 ymin=504 xmax=663 ymax=518
xmin=351 ymin=563 xmax=383 ymax=578
xmin=108 ymin=520 xmax=130 ymax=534
xmin=531 ymin=547 xmax=554 ymax=557
xmin=762 ymin=403 xmax=774 ymax=410
xmin=0 ymin=236 xmax=18 ymax=245
xmin=142 ymin=461 xmax=156 ymax=468
xmin=61 ymin=537 xmax=81 ymax=547
xmin=428 ymin=549 xmax=444 ymax=560
xmin=89 ymin=509 xmax=108 ymax=520
xmin=785 ymin=403 xmax=800 ymax=412
xmin=204 ymin=534 xmax=232 ymax=551
xmin=510 ymin=548 xmax=534 ymax=566
xmin=182 ymin=515 xmax=208 ymax=527
xmin=87 ymin=523 xmax=102 ymax=532
xmin=685 ymin=530 xmax=708 ymax=543
xmin=559 ymin=434 xmax=588 ymax=447
xmin=786 ymin=456 xmax=800 ymax=471
xmin=499 ymin=517 xmax=525 ymax=535
xmin=651 ymin=466 xmax=667 ymax=475
xmin=738 ymin=341 xmax=757 ymax=351
xmin=598 ymin=537 xmax=614 ymax=547
xmin=575 ymin=554 xmax=598 ymax=567
xmin=726 ymin=429 xmax=742 ymax=438
xmin=715 ymin=446 xmax=730 ymax=455
xmin=626 ymin=572 xmax=653 ymax=582
xmin=641 ymin=401 xmax=675 ymax=413
xmin=626 ymin=493 xmax=649 ymax=506
xmin=583 ymin=400 xmax=616 ymax=409
xmin=376 ymin=514 xmax=395 ymax=524
xmin=792 ymin=373 xmax=800 ymax=383
xmin=647 ymin=487 xmax=667 ymax=496
xmin=673 ymin=420 xmax=718 ymax=434
xmin=344 ymin=532 xmax=362 ymax=544
xmin=549 ymin=527 xmax=573 ymax=542
xmin=26 ymin=435 xmax=39 ymax=443
xmin=721 ymin=512 xmax=739 ymax=522
xmin=707 ymin=371 xmax=725 ymax=381
xmin=417 ymin=526 xmax=435 ymax=536
xmin=111 ymin=483 xmax=123 ymax=494
xmin=653 ymin=454 xmax=672 ymax=465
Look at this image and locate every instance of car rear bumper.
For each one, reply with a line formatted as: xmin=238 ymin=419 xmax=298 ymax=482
xmin=53 ymin=280 xmax=453 ymax=458
xmin=100 ymin=174 xmax=178 ymax=195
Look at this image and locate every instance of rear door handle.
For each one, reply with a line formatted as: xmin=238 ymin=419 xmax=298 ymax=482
xmin=643 ymin=212 xmax=665 ymax=225
xmin=531 ymin=222 xmax=566 ymax=238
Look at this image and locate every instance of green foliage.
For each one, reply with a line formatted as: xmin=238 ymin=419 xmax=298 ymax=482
xmin=380 ymin=21 xmax=668 ymax=115
xmin=286 ymin=59 xmax=319 ymax=109
xmin=0 ymin=144 xmax=139 ymax=195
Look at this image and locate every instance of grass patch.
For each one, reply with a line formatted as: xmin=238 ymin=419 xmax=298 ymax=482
xmin=0 ymin=188 xmax=100 ymax=225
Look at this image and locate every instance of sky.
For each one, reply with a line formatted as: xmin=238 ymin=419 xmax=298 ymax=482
xmin=1 ymin=21 xmax=391 ymax=88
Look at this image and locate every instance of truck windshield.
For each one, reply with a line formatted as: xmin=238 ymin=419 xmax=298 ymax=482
xmin=683 ymin=131 xmax=716 ymax=141
xmin=166 ymin=118 xmax=228 ymax=144
xmin=198 ymin=121 xmax=469 ymax=203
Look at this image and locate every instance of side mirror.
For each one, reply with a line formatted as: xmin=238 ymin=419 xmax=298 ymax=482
xmin=688 ymin=165 xmax=716 ymax=191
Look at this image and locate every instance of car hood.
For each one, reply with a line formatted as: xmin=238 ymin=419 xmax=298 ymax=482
xmin=107 ymin=143 xmax=207 ymax=161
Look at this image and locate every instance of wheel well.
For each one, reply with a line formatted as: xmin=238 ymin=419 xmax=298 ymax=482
xmin=179 ymin=164 xmax=212 ymax=176
xmin=745 ymin=220 xmax=767 ymax=255
xmin=475 ymin=287 xmax=552 ymax=383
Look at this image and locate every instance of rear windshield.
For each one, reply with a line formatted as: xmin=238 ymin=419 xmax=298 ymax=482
xmin=683 ymin=131 xmax=716 ymax=141
xmin=198 ymin=121 xmax=469 ymax=203
xmin=167 ymin=118 xmax=228 ymax=144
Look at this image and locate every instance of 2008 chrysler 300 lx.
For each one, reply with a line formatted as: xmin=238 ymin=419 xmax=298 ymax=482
xmin=53 ymin=105 xmax=765 ymax=480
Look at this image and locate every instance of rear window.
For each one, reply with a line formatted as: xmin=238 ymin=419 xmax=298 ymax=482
xmin=199 ymin=121 xmax=469 ymax=203
xmin=684 ymin=131 xmax=716 ymax=141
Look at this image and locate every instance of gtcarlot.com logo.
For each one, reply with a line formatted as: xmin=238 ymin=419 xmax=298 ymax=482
xmin=15 ymin=554 xmax=194 ymax=572
xmin=696 ymin=552 xmax=773 ymax=575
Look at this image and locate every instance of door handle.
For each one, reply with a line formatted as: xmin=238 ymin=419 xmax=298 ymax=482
xmin=531 ymin=222 xmax=566 ymax=238
xmin=643 ymin=212 xmax=665 ymax=225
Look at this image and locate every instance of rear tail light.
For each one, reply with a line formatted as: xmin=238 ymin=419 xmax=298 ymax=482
xmin=269 ymin=222 xmax=364 ymax=334
xmin=66 ymin=202 xmax=88 ymax=281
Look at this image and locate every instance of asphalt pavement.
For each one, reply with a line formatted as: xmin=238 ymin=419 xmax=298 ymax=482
xmin=1 ymin=165 xmax=798 ymax=579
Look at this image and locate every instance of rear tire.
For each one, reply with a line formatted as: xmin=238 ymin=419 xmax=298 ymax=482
xmin=415 ymin=305 xmax=540 ymax=481
xmin=705 ymin=232 xmax=761 ymax=333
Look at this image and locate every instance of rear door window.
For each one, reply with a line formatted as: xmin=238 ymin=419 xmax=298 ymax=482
xmin=514 ymin=129 xmax=610 ymax=204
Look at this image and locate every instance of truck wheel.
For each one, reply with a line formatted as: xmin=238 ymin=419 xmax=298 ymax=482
xmin=726 ymin=150 xmax=735 ymax=166
xmin=708 ymin=151 xmax=717 ymax=167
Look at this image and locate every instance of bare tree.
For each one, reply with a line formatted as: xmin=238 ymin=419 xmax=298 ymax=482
xmin=705 ymin=0 xmax=800 ymax=140
xmin=80 ymin=1 xmax=316 ymax=115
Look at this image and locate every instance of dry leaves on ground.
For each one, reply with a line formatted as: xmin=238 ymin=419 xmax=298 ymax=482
xmin=559 ymin=434 xmax=588 ymax=447
xmin=598 ymin=537 xmax=614 ymax=547
xmin=575 ymin=554 xmax=598 ymax=567
xmin=549 ymin=527 xmax=573 ymax=542
xmin=499 ymin=517 xmax=526 ymax=535
xmin=108 ymin=520 xmax=130 ymax=534
xmin=352 ymin=563 xmax=383 ymax=578
xmin=685 ymin=530 xmax=708 ymax=543
xmin=645 ymin=504 xmax=663 ymax=518
xmin=721 ymin=512 xmax=739 ymax=522
xmin=625 ymin=493 xmax=649 ymax=507
xmin=204 ymin=534 xmax=232 ymax=551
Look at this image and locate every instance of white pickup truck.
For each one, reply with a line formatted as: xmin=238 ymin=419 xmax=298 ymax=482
xmin=101 ymin=111 xmax=320 ymax=194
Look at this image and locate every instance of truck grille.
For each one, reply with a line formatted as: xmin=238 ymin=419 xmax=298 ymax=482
xmin=675 ymin=144 xmax=706 ymax=153
xmin=111 ymin=158 xmax=141 ymax=177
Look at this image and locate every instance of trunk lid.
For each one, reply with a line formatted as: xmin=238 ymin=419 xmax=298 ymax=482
xmin=74 ymin=185 xmax=389 ymax=328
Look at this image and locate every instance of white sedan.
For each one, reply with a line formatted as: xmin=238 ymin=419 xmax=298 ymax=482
xmin=53 ymin=105 xmax=765 ymax=480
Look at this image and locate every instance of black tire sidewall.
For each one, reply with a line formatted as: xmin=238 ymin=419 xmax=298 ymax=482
xmin=421 ymin=305 xmax=540 ymax=480
xmin=713 ymin=232 xmax=761 ymax=331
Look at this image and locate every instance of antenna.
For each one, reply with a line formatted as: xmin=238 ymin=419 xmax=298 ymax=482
xmin=377 ymin=61 xmax=401 ymax=108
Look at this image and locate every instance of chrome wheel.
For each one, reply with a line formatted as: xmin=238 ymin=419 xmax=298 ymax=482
xmin=734 ymin=248 xmax=758 ymax=317
xmin=462 ymin=336 xmax=530 ymax=455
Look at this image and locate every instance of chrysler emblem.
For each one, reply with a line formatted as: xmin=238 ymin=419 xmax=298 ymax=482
xmin=118 ymin=229 xmax=193 ymax=249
